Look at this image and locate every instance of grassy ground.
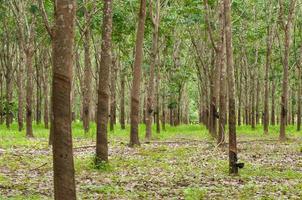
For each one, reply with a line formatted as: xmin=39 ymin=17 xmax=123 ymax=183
xmin=0 ymin=123 xmax=301 ymax=199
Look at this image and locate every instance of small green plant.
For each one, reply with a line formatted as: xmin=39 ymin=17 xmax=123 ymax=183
xmin=93 ymin=158 xmax=113 ymax=172
xmin=184 ymin=187 xmax=207 ymax=200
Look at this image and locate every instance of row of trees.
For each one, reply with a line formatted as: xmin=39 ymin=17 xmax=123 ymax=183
xmin=0 ymin=0 xmax=302 ymax=198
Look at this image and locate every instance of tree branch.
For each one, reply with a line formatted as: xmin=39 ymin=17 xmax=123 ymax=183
xmin=38 ymin=0 xmax=53 ymax=39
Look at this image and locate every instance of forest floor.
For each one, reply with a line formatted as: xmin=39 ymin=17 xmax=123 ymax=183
xmin=0 ymin=123 xmax=301 ymax=200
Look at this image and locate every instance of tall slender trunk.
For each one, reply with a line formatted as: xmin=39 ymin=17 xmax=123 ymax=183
xmin=251 ymin=74 xmax=256 ymax=129
xmin=36 ymin=60 xmax=42 ymax=125
xmin=218 ymin=2 xmax=225 ymax=146
xmin=82 ymin=4 xmax=92 ymax=133
xmin=17 ymin=49 xmax=25 ymax=131
xmin=96 ymin=0 xmax=113 ymax=162
xmin=218 ymin=53 xmax=226 ymax=145
xmin=43 ymin=63 xmax=49 ymax=129
xmin=264 ymin=25 xmax=273 ymax=134
xmin=169 ymin=107 xmax=173 ymax=126
xmin=110 ymin=57 xmax=117 ymax=131
xmin=145 ymin=0 xmax=160 ymax=141
xmin=0 ymin=73 xmax=3 ymax=124
xmin=52 ymin=0 xmax=77 ymax=198
xmin=25 ymin=45 xmax=35 ymax=138
xmin=156 ymin=64 xmax=160 ymax=133
xmin=297 ymin=65 xmax=301 ymax=131
xmin=237 ymin=72 xmax=242 ymax=126
xmin=244 ymin=74 xmax=249 ymax=125
xmin=287 ymin=89 xmax=291 ymax=125
xmin=224 ymin=0 xmax=239 ymax=175
xmin=177 ymin=89 xmax=182 ymax=125
xmin=5 ymin=59 xmax=13 ymax=128
xmin=162 ymin=88 xmax=166 ymax=131
xmin=130 ymin=0 xmax=147 ymax=146
xmin=279 ymin=0 xmax=296 ymax=141
xmin=291 ymin=90 xmax=295 ymax=125
xmin=255 ymin=76 xmax=260 ymax=124
xmin=271 ymin=81 xmax=276 ymax=125
xmin=251 ymin=48 xmax=258 ymax=129
xmin=120 ymin=68 xmax=126 ymax=129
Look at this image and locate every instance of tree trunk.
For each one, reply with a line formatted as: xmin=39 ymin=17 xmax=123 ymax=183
xmin=264 ymin=24 xmax=273 ymax=134
xmin=297 ymin=65 xmax=301 ymax=131
xmin=279 ymin=0 xmax=296 ymax=141
xmin=271 ymin=81 xmax=276 ymax=125
xmin=255 ymin=75 xmax=260 ymax=125
xmin=43 ymin=63 xmax=49 ymax=129
xmin=17 ymin=49 xmax=25 ymax=131
xmin=145 ymin=0 xmax=160 ymax=141
xmin=110 ymin=57 xmax=117 ymax=131
xmin=52 ymin=0 xmax=77 ymax=199
xmin=82 ymin=4 xmax=93 ymax=133
xmin=218 ymin=4 xmax=225 ymax=146
xmin=169 ymin=107 xmax=173 ymax=126
xmin=224 ymin=0 xmax=238 ymax=175
xmin=251 ymin=73 xmax=256 ymax=129
xmin=291 ymin=90 xmax=295 ymax=125
xmin=25 ymin=42 xmax=35 ymax=138
xmin=244 ymin=73 xmax=249 ymax=125
xmin=130 ymin=0 xmax=147 ymax=147
xmin=156 ymin=65 xmax=160 ymax=134
xmin=0 ymin=73 xmax=3 ymax=124
xmin=96 ymin=0 xmax=112 ymax=163
xmin=287 ymin=89 xmax=291 ymax=125
xmin=162 ymin=87 xmax=166 ymax=131
xmin=36 ymin=61 xmax=42 ymax=125
xmin=237 ymin=72 xmax=242 ymax=126
xmin=5 ymin=59 xmax=13 ymax=128
xmin=120 ymin=68 xmax=126 ymax=129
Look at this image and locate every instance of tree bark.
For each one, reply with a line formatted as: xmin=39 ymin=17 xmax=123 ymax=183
xmin=271 ymin=81 xmax=276 ymax=125
xmin=297 ymin=64 xmax=301 ymax=131
xmin=36 ymin=57 xmax=42 ymax=125
xmin=120 ymin=67 xmax=126 ymax=129
xmin=52 ymin=0 xmax=77 ymax=199
xmin=291 ymin=89 xmax=295 ymax=125
xmin=264 ymin=24 xmax=273 ymax=134
xmin=130 ymin=0 xmax=147 ymax=147
xmin=156 ymin=63 xmax=161 ymax=134
xmin=82 ymin=3 xmax=93 ymax=133
xmin=96 ymin=0 xmax=113 ymax=162
xmin=237 ymin=71 xmax=242 ymax=126
xmin=145 ymin=0 xmax=160 ymax=141
xmin=279 ymin=0 xmax=296 ymax=141
xmin=110 ymin=56 xmax=117 ymax=131
xmin=0 ymin=72 xmax=3 ymax=124
xmin=5 ymin=66 xmax=13 ymax=128
xmin=25 ymin=29 xmax=35 ymax=138
xmin=17 ymin=47 xmax=25 ymax=131
xmin=224 ymin=0 xmax=238 ymax=175
xmin=43 ymin=62 xmax=49 ymax=129
xmin=218 ymin=4 xmax=225 ymax=146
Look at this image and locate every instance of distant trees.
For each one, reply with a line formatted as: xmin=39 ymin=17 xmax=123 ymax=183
xmin=1 ymin=1 xmax=302 ymax=194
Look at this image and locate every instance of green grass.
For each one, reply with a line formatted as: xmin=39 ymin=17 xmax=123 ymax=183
xmin=1 ymin=121 xmax=301 ymax=149
xmin=1 ymin=122 xmax=302 ymax=199
xmin=0 ymin=122 xmax=209 ymax=149
xmin=184 ymin=187 xmax=207 ymax=200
